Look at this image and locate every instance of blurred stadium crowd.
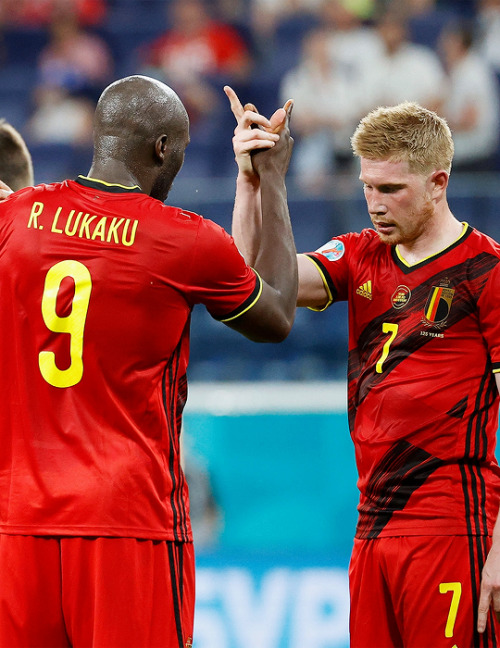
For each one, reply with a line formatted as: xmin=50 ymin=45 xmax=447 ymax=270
xmin=1 ymin=0 xmax=500 ymax=381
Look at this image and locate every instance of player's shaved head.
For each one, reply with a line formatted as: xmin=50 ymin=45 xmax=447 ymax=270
xmin=91 ymin=75 xmax=190 ymax=200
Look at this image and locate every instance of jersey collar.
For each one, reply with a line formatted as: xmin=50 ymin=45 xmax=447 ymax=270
xmin=75 ymin=175 xmax=143 ymax=194
xmin=392 ymin=222 xmax=472 ymax=274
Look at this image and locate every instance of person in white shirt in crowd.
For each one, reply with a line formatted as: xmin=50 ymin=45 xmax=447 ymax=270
xmin=439 ymin=19 xmax=500 ymax=172
xmin=363 ymin=6 xmax=446 ymax=112
xmin=320 ymin=0 xmax=383 ymax=86
xmin=279 ymin=26 xmax=367 ymax=192
xmin=477 ymin=0 xmax=500 ymax=75
xmin=249 ymin=0 xmax=323 ymax=42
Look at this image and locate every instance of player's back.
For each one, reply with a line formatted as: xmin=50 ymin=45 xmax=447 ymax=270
xmin=0 ymin=177 xmax=204 ymax=540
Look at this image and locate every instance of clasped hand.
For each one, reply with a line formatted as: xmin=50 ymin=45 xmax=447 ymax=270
xmin=224 ymin=85 xmax=293 ymax=178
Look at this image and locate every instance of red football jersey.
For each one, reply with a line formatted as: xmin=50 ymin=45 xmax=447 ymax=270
xmin=306 ymin=224 xmax=500 ymax=538
xmin=0 ymin=177 xmax=260 ymax=541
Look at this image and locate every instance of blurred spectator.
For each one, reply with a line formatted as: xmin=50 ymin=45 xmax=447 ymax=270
xmin=34 ymin=7 xmax=114 ymax=102
xmin=320 ymin=0 xmax=382 ymax=87
xmin=363 ymin=7 xmax=445 ymax=111
xmin=139 ymin=0 xmax=252 ymax=127
xmin=439 ymin=19 xmax=500 ymax=172
xmin=26 ymin=86 xmax=94 ymax=145
xmin=477 ymin=0 xmax=500 ymax=75
xmin=24 ymin=5 xmax=112 ymax=147
xmin=280 ymin=27 xmax=366 ymax=192
xmin=1 ymin=0 xmax=107 ymax=27
xmin=249 ymin=0 xmax=322 ymax=46
xmin=215 ymin=0 xmax=249 ymax=23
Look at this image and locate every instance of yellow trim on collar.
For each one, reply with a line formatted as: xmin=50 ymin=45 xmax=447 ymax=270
xmin=78 ymin=175 xmax=141 ymax=191
xmin=396 ymin=222 xmax=469 ymax=267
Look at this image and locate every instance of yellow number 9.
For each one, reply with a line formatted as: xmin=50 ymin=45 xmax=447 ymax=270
xmin=39 ymin=260 xmax=92 ymax=388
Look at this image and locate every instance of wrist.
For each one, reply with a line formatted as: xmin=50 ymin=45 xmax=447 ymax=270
xmin=236 ymin=170 xmax=260 ymax=190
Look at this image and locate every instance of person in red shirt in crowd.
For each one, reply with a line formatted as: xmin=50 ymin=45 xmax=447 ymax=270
xmin=140 ymin=0 xmax=252 ymax=127
xmin=1 ymin=0 xmax=107 ymax=27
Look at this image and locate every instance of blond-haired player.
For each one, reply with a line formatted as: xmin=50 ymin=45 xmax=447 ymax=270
xmin=230 ymin=96 xmax=500 ymax=647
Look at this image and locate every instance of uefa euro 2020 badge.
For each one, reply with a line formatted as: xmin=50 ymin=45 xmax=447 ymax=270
xmin=185 ymin=638 xmax=193 ymax=648
xmin=316 ymin=239 xmax=345 ymax=262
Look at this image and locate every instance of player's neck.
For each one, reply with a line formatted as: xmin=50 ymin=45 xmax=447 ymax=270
xmin=396 ymin=213 xmax=464 ymax=266
xmin=87 ymin=161 xmax=144 ymax=193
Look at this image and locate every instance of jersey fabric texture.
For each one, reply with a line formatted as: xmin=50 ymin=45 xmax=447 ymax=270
xmin=0 ymin=176 xmax=260 ymax=541
xmin=305 ymin=224 xmax=500 ymax=540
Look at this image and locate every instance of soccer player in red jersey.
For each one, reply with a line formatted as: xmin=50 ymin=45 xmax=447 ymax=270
xmin=231 ymin=97 xmax=500 ymax=647
xmin=0 ymin=75 xmax=297 ymax=647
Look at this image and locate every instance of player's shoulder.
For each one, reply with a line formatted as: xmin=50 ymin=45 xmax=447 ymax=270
xmin=465 ymin=224 xmax=500 ymax=259
xmin=160 ymin=205 xmax=219 ymax=233
xmin=158 ymin=205 xmax=233 ymax=250
xmin=167 ymin=206 xmax=203 ymax=224
xmin=0 ymin=181 xmax=63 ymax=207
xmin=337 ymin=228 xmax=381 ymax=249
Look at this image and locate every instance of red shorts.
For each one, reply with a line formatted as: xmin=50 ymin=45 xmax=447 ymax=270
xmin=0 ymin=534 xmax=195 ymax=648
xmin=349 ymin=535 xmax=499 ymax=648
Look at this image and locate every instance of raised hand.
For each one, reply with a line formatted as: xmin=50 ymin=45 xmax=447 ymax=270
xmin=224 ymin=85 xmax=291 ymax=177
xmin=251 ymin=99 xmax=293 ymax=180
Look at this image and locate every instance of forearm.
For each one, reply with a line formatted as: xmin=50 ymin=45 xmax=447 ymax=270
xmin=254 ymin=172 xmax=297 ymax=320
xmin=232 ymin=172 xmax=262 ymax=266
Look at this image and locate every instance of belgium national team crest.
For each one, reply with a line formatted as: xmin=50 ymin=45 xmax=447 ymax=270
xmin=423 ymin=285 xmax=455 ymax=327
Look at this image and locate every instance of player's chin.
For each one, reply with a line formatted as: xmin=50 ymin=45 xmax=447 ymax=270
xmin=375 ymin=229 xmax=400 ymax=246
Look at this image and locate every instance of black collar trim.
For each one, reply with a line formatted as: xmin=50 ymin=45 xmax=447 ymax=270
xmin=75 ymin=175 xmax=143 ymax=194
xmin=391 ymin=224 xmax=473 ymax=274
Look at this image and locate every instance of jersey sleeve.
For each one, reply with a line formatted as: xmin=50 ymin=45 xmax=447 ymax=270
xmin=477 ymin=259 xmax=500 ymax=373
xmin=304 ymin=231 xmax=368 ymax=310
xmin=186 ymin=216 xmax=261 ymax=321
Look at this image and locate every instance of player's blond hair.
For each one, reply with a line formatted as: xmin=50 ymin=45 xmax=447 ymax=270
xmin=351 ymin=102 xmax=454 ymax=174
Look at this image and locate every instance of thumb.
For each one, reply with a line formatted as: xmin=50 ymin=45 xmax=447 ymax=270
xmin=244 ymin=102 xmax=258 ymax=113
xmin=270 ymin=99 xmax=293 ymax=133
xmin=269 ymin=107 xmax=286 ymax=133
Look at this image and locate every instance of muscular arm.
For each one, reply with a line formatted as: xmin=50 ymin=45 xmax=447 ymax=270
xmin=221 ymin=87 xmax=298 ymax=342
xmin=227 ymin=87 xmax=272 ymax=267
xmin=478 ymin=372 xmax=500 ymax=633
xmin=227 ymin=90 xmax=330 ymax=315
xmin=232 ymin=169 xmax=262 ymax=267
xmin=226 ymin=99 xmax=298 ymax=342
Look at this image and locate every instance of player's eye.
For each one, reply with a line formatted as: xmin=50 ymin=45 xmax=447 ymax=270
xmin=380 ymin=185 xmax=404 ymax=193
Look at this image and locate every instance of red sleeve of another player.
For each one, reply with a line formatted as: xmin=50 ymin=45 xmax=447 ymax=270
xmin=186 ymin=217 xmax=260 ymax=320
xmin=478 ymin=261 xmax=500 ymax=372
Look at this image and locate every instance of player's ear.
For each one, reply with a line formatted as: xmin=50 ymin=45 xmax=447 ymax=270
xmin=155 ymin=135 xmax=168 ymax=162
xmin=430 ymin=169 xmax=449 ymax=197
